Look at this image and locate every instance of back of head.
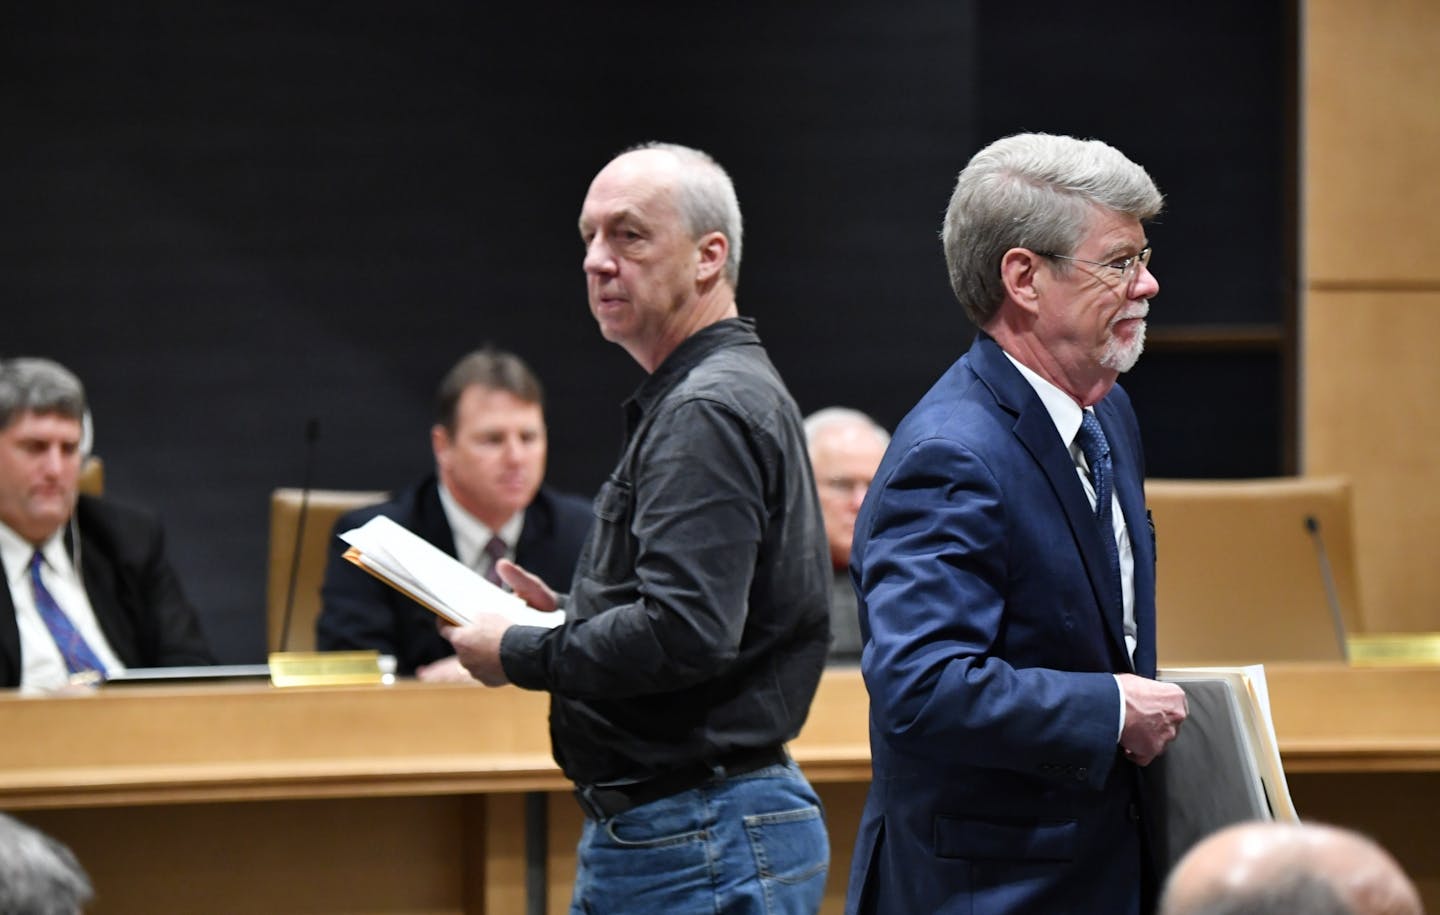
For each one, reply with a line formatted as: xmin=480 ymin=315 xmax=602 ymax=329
xmin=1160 ymin=821 xmax=1423 ymax=915
xmin=435 ymin=347 xmax=543 ymax=433
xmin=626 ymin=141 xmax=744 ymax=290
xmin=0 ymin=358 xmax=87 ymax=431
xmin=0 ymin=813 xmax=94 ymax=915
xmin=1166 ymin=870 xmax=1355 ymax=915
xmin=941 ymin=132 xmax=1163 ymax=327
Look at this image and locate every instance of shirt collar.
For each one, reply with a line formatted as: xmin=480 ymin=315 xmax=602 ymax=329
xmin=624 ymin=317 xmax=760 ymax=426
xmin=0 ymin=520 xmax=69 ymax=588
xmin=435 ymin=480 xmax=524 ymax=565
xmin=1001 ymin=350 xmax=1088 ymax=457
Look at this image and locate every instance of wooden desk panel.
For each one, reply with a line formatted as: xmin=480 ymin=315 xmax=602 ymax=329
xmin=4 ymin=665 xmax=1439 ymax=913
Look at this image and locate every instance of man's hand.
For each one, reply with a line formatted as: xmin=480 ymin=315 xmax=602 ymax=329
xmin=438 ymin=614 xmax=515 ymax=687
xmin=414 ymin=655 xmax=478 ymax=684
xmin=1117 ymin=673 xmax=1188 ymax=766
xmin=495 ymin=558 xmax=558 ymax=612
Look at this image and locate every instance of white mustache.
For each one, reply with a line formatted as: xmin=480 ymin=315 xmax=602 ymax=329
xmin=1110 ymin=301 xmax=1150 ymax=327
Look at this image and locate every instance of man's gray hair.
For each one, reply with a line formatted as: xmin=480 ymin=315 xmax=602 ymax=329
xmin=0 ymin=358 xmax=87 ymax=431
xmin=803 ymin=406 xmax=890 ymax=450
xmin=0 ymin=813 xmax=94 ymax=915
xmin=941 ymin=132 xmax=1163 ymax=326
xmin=630 ymin=141 xmax=744 ymax=289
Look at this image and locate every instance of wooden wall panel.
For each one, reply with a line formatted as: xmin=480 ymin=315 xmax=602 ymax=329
xmin=1305 ymin=0 xmax=1440 ymax=284
xmin=1303 ymin=292 xmax=1440 ymax=631
xmin=1304 ymin=0 xmax=1440 ymax=631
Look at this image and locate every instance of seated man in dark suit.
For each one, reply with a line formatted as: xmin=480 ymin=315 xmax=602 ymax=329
xmin=317 ymin=348 xmax=592 ymax=681
xmin=803 ymin=406 xmax=889 ymax=665
xmin=0 ymin=358 xmax=213 ymax=691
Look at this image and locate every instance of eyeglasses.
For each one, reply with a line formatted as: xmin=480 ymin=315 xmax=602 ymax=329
xmin=820 ymin=476 xmax=872 ymax=497
xmin=1037 ymin=246 xmax=1152 ymax=283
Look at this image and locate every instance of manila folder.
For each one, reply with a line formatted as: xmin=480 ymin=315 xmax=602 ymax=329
xmin=1152 ymin=665 xmax=1297 ymax=871
xmin=339 ymin=514 xmax=563 ymax=629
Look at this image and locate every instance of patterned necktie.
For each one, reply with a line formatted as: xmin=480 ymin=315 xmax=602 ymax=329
xmin=29 ymin=550 xmax=107 ymax=677
xmin=1075 ymin=411 xmax=1122 ymax=606
xmin=481 ymin=535 xmax=508 ymax=588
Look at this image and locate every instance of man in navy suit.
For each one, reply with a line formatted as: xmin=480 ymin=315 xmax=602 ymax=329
xmin=317 ymin=348 xmax=591 ymax=680
xmin=845 ymin=133 xmax=1189 ymax=914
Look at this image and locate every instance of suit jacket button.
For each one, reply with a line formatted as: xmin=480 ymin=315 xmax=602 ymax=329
xmin=1075 ymin=767 xmax=1088 ymax=780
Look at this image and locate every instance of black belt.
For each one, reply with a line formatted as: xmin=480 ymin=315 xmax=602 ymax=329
xmin=574 ymin=745 xmax=789 ymax=820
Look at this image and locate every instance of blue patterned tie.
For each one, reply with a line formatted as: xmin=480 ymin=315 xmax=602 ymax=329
xmin=1076 ymin=412 xmax=1122 ymax=606
xmin=29 ymin=550 xmax=107 ymax=678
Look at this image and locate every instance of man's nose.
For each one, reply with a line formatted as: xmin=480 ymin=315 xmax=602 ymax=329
xmin=583 ymin=237 xmax=615 ymax=275
xmin=1132 ymin=262 xmax=1159 ymax=300
xmin=39 ymin=448 xmax=66 ymax=476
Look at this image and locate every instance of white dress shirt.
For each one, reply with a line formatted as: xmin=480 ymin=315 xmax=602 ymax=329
xmin=435 ymin=482 xmax=524 ymax=580
xmin=0 ymin=520 xmax=126 ymax=693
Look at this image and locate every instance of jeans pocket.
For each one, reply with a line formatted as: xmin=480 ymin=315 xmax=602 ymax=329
xmin=604 ymin=805 xmax=706 ymax=850
xmin=743 ymin=803 xmax=829 ymax=884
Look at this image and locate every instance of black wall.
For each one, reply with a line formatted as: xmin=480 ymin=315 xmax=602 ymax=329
xmin=1 ymin=3 xmax=1291 ymax=662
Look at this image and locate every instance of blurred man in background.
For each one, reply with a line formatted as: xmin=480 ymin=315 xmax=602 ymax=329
xmin=0 ymin=357 xmax=212 ymax=691
xmin=1159 ymin=820 xmax=1422 ymax=915
xmin=317 ymin=347 xmax=591 ymax=680
xmin=804 ymin=406 xmax=888 ymax=663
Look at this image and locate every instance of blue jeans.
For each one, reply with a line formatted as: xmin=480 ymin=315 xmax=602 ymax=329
xmin=569 ymin=760 xmax=829 ymax=915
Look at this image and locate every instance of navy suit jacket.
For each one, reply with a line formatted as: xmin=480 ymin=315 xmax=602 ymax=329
xmin=845 ymin=334 xmax=1160 ymax=915
xmin=315 ymin=475 xmax=593 ymax=675
xmin=0 ymin=496 xmax=214 ymax=688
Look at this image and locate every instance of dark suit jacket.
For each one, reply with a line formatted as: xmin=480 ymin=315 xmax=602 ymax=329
xmin=0 ymin=496 xmax=214 ymax=688
xmin=845 ymin=334 xmax=1159 ymax=915
xmin=315 ymin=475 xmax=593 ymax=675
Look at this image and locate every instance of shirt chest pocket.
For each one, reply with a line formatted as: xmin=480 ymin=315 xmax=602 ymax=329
xmin=585 ymin=475 xmax=637 ymax=585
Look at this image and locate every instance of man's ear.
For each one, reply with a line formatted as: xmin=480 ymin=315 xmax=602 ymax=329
xmin=694 ymin=231 xmax=729 ymax=283
xmin=1000 ymin=247 xmax=1045 ymax=317
xmin=430 ymin=424 xmax=451 ymax=466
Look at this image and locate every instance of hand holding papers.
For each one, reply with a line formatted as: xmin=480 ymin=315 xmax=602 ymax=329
xmin=340 ymin=515 xmax=564 ymax=629
xmin=1153 ymin=665 xmax=1298 ymax=870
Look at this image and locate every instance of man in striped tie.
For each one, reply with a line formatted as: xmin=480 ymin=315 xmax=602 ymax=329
xmin=0 ymin=358 xmax=212 ymax=691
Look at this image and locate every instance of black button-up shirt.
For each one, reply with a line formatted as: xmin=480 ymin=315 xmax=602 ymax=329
xmin=500 ymin=318 xmax=831 ymax=786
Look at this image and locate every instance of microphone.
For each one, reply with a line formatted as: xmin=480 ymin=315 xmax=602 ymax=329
xmin=1304 ymin=515 xmax=1351 ymax=662
xmin=278 ymin=418 xmax=320 ymax=652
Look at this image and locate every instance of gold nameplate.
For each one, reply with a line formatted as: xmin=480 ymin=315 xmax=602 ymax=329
xmin=1347 ymin=633 xmax=1440 ymax=667
xmin=267 ymin=650 xmax=386 ymax=688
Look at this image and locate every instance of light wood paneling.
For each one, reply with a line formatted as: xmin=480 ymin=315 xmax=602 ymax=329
xmin=23 ymin=797 xmax=470 ymax=915
xmin=8 ymin=669 xmax=1440 ymax=913
xmin=1304 ymin=0 xmax=1440 ymax=284
xmin=1303 ymin=291 xmax=1440 ymax=631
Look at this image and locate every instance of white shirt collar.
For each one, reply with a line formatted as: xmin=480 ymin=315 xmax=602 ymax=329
xmin=1001 ymin=350 xmax=1089 ymax=459
xmin=435 ymin=480 xmax=524 ymax=567
xmin=0 ymin=520 xmax=69 ymax=589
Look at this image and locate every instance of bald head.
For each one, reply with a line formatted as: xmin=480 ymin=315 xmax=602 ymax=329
xmin=1160 ymin=821 xmax=1423 ymax=915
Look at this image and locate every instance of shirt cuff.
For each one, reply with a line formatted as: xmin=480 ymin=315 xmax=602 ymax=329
xmin=1112 ymin=673 xmax=1126 ymax=743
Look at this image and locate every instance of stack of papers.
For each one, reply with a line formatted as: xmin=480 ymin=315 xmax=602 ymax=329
xmin=1154 ymin=664 xmax=1298 ymax=868
xmin=340 ymin=515 xmax=564 ymax=629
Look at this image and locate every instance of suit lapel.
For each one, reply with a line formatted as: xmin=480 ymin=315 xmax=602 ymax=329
xmin=0 ymin=574 xmax=20 ymax=686
xmin=414 ymin=478 xmax=460 ymax=559
xmin=971 ymin=336 xmax=1132 ymax=664
xmin=75 ymin=525 xmax=134 ymax=663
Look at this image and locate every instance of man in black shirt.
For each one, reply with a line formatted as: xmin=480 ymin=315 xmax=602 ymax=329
xmin=443 ymin=142 xmax=832 ymax=914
